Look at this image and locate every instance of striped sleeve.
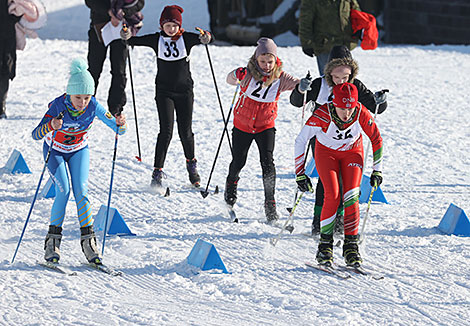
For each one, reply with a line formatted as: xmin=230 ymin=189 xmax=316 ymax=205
xmin=359 ymin=105 xmax=383 ymax=171
xmin=32 ymin=115 xmax=54 ymax=140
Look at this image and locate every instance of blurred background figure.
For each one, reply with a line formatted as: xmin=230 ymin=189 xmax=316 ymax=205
xmin=85 ymin=0 xmax=144 ymax=117
xmin=298 ymin=0 xmax=361 ymax=75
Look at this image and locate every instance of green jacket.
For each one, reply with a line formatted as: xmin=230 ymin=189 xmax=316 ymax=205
xmin=299 ymin=0 xmax=360 ymax=56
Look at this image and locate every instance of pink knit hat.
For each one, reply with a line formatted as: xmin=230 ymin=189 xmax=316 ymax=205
xmin=255 ymin=37 xmax=277 ymax=58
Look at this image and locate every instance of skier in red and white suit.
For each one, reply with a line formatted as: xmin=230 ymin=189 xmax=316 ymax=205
xmin=294 ymin=82 xmax=383 ymax=266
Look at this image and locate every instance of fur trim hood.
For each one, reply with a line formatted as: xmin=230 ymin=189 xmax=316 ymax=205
xmin=324 ymin=57 xmax=359 ymax=88
xmin=247 ymin=54 xmax=283 ymax=87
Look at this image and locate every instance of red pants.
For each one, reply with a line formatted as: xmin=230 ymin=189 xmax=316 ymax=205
xmin=315 ymin=142 xmax=363 ymax=235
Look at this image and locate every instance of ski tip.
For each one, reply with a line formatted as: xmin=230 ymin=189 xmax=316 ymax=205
xmin=214 ymin=185 xmax=219 ymax=194
xmin=135 ymin=156 xmax=142 ymax=162
xmin=200 ymin=190 xmax=209 ymax=198
xmin=164 ymin=187 xmax=170 ymax=197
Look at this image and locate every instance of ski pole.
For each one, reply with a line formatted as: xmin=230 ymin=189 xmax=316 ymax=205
xmin=359 ymin=184 xmax=377 ymax=245
xmin=196 ymin=27 xmax=233 ymax=154
xmin=270 ymin=193 xmax=304 ymax=247
xmin=200 ymin=82 xmax=240 ymax=198
xmin=358 ymin=91 xmax=388 ymax=246
xmin=300 ymin=71 xmax=311 ymax=128
xmin=361 ymin=89 xmax=388 ymax=182
xmin=292 ymin=74 xmax=311 ymax=206
xmin=101 ymin=126 xmax=120 ymax=255
xmin=11 ymin=111 xmax=64 ymax=264
xmin=123 ymin=24 xmax=142 ymax=162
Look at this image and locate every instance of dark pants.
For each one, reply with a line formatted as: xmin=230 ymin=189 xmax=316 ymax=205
xmin=0 ymin=74 xmax=8 ymax=116
xmin=228 ymin=127 xmax=276 ymax=201
xmin=154 ymin=90 xmax=195 ymax=169
xmin=87 ymin=27 xmax=127 ymax=116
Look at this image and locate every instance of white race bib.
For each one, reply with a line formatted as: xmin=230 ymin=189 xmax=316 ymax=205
xmin=317 ymin=120 xmax=362 ymax=151
xmin=245 ymin=78 xmax=280 ymax=103
xmin=158 ymin=35 xmax=187 ymax=61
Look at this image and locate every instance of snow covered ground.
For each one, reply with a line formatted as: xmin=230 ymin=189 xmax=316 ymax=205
xmin=1 ymin=1 xmax=470 ymax=325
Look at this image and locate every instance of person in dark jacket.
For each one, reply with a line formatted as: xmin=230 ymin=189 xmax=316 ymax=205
xmin=0 ymin=0 xmax=20 ymax=119
xmin=298 ymin=0 xmax=360 ymax=75
xmin=120 ymin=5 xmax=212 ymax=188
xmin=290 ymin=45 xmax=387 ymax=234
xmin=85 ymin=0 xmax=144 ymax=116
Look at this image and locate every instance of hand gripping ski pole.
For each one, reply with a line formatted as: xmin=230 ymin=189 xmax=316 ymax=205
xmin=196 ymin=27 xmax=233 ymax=154
xmin=123 ymin=24 xmax=142 ymax=162
xmin=200 ymin=82 xmax=240 ymax=198
xmin=270 ymin=193 xmax=304 ymax=247
xmin=101 ymin=127 xmax=120 ymax=255
xmin=11 ymin=111 xmax=64 ymax=264
xmin=359 ymin=184 xmax=377 ymax=245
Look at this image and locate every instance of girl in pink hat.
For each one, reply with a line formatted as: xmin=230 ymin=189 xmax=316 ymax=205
xmin=224 ymin=37 xmax=299 ymax=223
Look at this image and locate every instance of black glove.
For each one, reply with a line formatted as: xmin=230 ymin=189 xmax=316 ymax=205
xmin=374 ymin=89 xmax=389 ymax=114
xmin=296 ymin=174 xmax=313 ymax=192
xmin=370 ymin=171 xmax=383 ymax=187
xmin=302 ymin=47 xmax=314 ymax=57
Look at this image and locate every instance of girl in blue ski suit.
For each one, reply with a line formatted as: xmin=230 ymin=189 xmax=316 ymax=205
xmin=32 ymin=58 xmax=126 ymax=264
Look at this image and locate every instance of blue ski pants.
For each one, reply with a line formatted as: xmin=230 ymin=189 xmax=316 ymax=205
xmin=43 ymin=143 xmax=93 ymax=228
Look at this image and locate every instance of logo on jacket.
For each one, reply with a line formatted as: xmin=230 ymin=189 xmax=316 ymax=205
xmin=63 ymin=122 xmax=80 ymax=131
xmin=348 ymin=162 xmax=362 ymax=169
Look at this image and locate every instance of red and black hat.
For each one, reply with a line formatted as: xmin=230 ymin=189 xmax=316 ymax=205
xmin=332 ymin=83 xmax=358 ymax=109
xmin=160 ymin=5 xmax=183 ymax=27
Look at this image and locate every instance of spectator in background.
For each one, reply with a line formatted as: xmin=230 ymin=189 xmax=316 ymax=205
xmin=85 ymin=0 xmax=144 ymax=117
xmin=0 ymin=0 xmax=20 ymax=119
xmin=298 ymin=0 xmax=361 ymax=75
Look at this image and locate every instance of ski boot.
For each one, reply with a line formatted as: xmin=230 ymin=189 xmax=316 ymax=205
xmin=44 ymin=225 xmax=62 ymax=262
xmin=80 ymin=226 xmax=102 ymax=264
xmin=316 ymin=233 xmax=334 ymax=265
xmin=343 ymin=234 xmax=362 ymax=267
xmin=186 ymin=158 xmax=201 ymax=187
xmin=264 ymin=200 xmax=279 ymax=224
xmin=151 ymin=168 xmax=163 ymax=188
xmin=224 ymin=176 xmax=239 ymax=207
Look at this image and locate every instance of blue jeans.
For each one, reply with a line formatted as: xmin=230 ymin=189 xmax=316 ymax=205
xmin=316 ymin=52 xmax=330 ymax=76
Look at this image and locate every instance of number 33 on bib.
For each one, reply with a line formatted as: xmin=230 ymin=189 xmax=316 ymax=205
xmin=158 ymin=36 xmax=187 ymax=61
